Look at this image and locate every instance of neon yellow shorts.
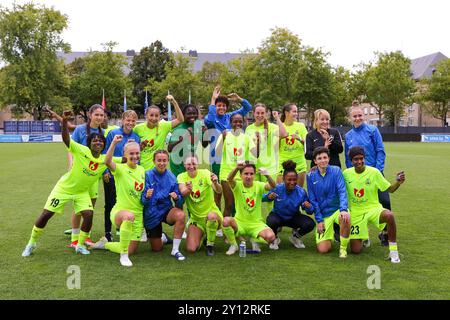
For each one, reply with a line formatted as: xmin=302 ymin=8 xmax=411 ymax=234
xmin=88 ymin=179 xmax=100 ymax=199
xmin=315 ymin=209 xmax=341 ymax=243
xmin=187 ymin=207 xmax=223 ymax=233
xmin=235 ymin=219 xmax=269 ymax=239
xmin=44 ymin=187 xmax=93 ymax=214
xmin=110 ymin=206 xmax=144 ymax=241
xmin=278 ymin=160 xmax=307 ymax=175
xmin=349 ymin=207 xmax=387 ymax=240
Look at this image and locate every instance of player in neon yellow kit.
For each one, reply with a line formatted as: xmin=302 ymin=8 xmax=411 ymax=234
xmin=178 ymin=156 xmax=225 ymax=256
xmin=222 ymin=162 xmax=277 ymax=255
xmin=245 ymin=103 xmax=287 ymax=182
xmin=343 ymin=146 xmax=406 ymax=263
xmin=91 ymin=135 xmax=145 ymax=267
xmin=214 ymin=113 xmax=255 ymax=217
xmin=133 ymin=95 xmax=184 ymax=170
xmin=278 ymin=103 xmax=308 ymax=187
xmin=22 ymin=111 xmax=118 ymax=257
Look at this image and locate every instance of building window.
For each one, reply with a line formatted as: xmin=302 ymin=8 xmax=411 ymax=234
xmin=364 ymin=107 xmax=368 ymax=115
xmin=370 ymin=107 xmax=375 ymax=114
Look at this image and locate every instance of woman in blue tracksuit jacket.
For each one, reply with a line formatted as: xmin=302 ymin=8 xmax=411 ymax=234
xmin=263 ymin=160 xmax=315 ymax=250
xmin=141 ymin=150 xmax=187 ymax=261
xmin=306 ymin=147 xmax=350 ymax=258
xmin=345 ymin=102 xmax=390 ymax=246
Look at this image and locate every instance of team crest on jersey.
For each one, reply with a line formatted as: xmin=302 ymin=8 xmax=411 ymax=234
xmin=88 ymin=161 xmax=99 ymax=171
xmin=134 ymin=181 xmax=144 ymax=191
xmin=233 ymin=147 xmax=243 ymax=156
xmin=191 ymin=190 xmax=201 ymax=199
xmin=246 ymin=197 xmax=255 ymax=208
xmin=365 ymin=179 xmax=371 ymax=185
xmin=354 ymin=188 xmax=365 ymax=198
xmin=285 ymin=136 xmax=295 ymax=145
xmin=144 ymin=139 xmax=155 ymax=148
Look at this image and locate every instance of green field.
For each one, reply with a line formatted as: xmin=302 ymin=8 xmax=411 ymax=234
xmin=1 ymin=142 xmax=449 ymax=299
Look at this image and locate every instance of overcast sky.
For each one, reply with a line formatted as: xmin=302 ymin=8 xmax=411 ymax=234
xmin=2 ymin=0 xmax=449 ymax=70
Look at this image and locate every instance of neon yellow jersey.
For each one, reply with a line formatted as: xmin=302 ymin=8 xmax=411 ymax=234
xmin=134 ymin=121 xmax=172 ymax=170
xmin=217 ymin=131 xmax=253 ymax=181
xmin=112 ymin=163 xmax=145 ymax=214
xmin=104 ymin=125 xmax=120 ymax=137
xmin=279 ymin=121 xmax=307 ymax=166
xmin=232 ymin=180 xmax=266 ymax=224
xmin=56 ymin=140 xmax=117 ymax=194
xmin=177 ymin=169 xmax=218 ymax=219
xmin=343 ymin=166 xmax=391 ymax=216
xmin=245 ymin=122 xmax=279 ymax=175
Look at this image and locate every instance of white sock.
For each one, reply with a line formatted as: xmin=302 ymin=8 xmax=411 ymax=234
xmin=172 ymin=238 xmax=181 ymax=254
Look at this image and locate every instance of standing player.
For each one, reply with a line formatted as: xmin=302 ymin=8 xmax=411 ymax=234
xmin=91 ymin=135 xmax=145 ymax=267
xmin=305 ymin=108 xmax=343 ymax=168
xmin=343 ymin=146 xmax=405 ymax=263
xmin=264 ymin=160 xmax=315 ymax=250
xmin=214 ymin=113 xmax=255 ymax=217
xmin=134 ymin=95 xmax=184 ymax=170
xmin=178 ymin=155 xmax=224 ymax=256
xmin=306 ymin=147 xmax=350 ymax=258
xmin=345 ymin=101 xmax=390 ymax=246
xmin=22 ymin=111 xmax=114 ymax=257
xmin=222 ymin=162 xmax=277 ymax=255
xmin=141 ymin=150 xmax=187 ymax=261
xmin=278 ymin=103 xmax=308 ymax=186
xmin=204 ymin=86 xmax=253 ymax=209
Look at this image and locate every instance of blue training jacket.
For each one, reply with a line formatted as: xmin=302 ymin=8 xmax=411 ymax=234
xmin=141 ymin=168 xmax=184 ymax=229
xmin=345 ymin=123 xmax=386 ymax=172
xmin=262 ymin=184 xmax=314 ymax=220
xmin=306 ymin=165 xmax=348 ymax=224
xmin=72 ymin=124 xmax=104 ymax=146
xmin=204 ymin=99 xmax=252 ymax=159
xmin=105 ymin=127 xmax=141 ymax=157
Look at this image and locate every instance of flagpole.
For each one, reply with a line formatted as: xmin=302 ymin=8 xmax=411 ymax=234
xmin=167 ymin=90 xmax=172 ymax=121
xmin=189 ymin=90 xmax=191 ymax=104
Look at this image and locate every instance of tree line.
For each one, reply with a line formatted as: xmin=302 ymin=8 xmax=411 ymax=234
xmin=0 ymin=3 xmax=448 ymax=129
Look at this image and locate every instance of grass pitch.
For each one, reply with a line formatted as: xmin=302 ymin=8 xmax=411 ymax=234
xmin=0 ymin=142 xmax=449 ymax=299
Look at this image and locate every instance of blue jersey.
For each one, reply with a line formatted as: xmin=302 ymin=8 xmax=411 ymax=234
xmin=105 ymin=127 xmax=141 ymax=157
xmin=345 ymin=123 xmax=386 ymax=172
xmin=306 ymin=165 xmax=348 ymax=224
xmin=262 ymin=184 xmax=314 ymax=220
xmin=71 ymin=124 xmax=104 ymax=146
xmin=204 ymin=99 xmax=252 ymax=160
xmin=141 ymin=168 xmax=184 ymax=229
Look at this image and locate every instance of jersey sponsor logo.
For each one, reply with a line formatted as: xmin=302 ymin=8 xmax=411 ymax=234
xmin=191 ymin=190 xmax=201 ymax=199
xmin=285 ymin=136 xmax=295 ymax=145
xmin=88 ymin=161 xmax=99 ymax=171
xmin=354 ymin=188 xmax=365 ymax=198
xmin=246 ymin=197 xmax=255 ymax=208
xmin=233 ymin=147 xmax=243 ymax=156
xmin=143 ymin=139 xmax=155 ymax=149
xmin=135 ymin=181 xmax=144 ymax=191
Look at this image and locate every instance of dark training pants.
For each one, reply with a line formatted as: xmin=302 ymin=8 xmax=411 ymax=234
xmin=103 ymin=178 xmax=117 ymax=234
xmin=266 ymin=212 xmax=315 ymax=237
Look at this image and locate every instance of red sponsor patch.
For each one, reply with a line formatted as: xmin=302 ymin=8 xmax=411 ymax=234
xmin=89 ymin=161 xmax=99 ymax=171
xmin=353 ymin=188 xmax=364 ymax=198
xmin=246 ymin=197 xmax=255 ymax=208
xmin=191 ymin=190 xmax=201 ymax=199
xmin=234 ymin=147 xmax=243 ymax=156
xmin=285 ymin=137 xmax=295 ymax=145
xmin=135 ymin=182 xmax=144 ymax=191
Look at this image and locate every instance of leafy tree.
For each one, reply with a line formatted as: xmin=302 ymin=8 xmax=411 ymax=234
xmin=366 ymin=51 xmax=415 ymax=131
xmin=129 ymin=41 xmax=174 ymax=111
xmin=329 ymin=66 xmax=353 ymax=126
xmin=420 ymin=59 xmax=450 ymax=126
xmin=69 ymin=42 xmax=132 ymax=120
xmin=0 ymin=3 xmax=70 ymax=119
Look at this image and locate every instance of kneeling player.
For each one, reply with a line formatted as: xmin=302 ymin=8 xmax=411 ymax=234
xmin=343 ymin=146 xmax=405 ymax=263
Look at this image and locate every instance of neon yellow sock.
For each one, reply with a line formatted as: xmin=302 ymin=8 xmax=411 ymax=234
xmin=105 ymin=242 xmax=122 ymax=254
xmin=28 ymin=226 xmax=44 ymax=245
xmin=206 ymin=220 xmax=218 ymax=245
xmin=78 ymin=231 xmax=89 ymax=247
xmin=222 ymin=226 xmax=237 ymax=245
xmin=340 ymin=236 xmax=349 ymax=251
xmin=119 ymin=220 xmax=133 ymax=254
xmin=71 ymin=229 xmax=80 ymax=242
xmin=389 ymin=242 xmax=398 ymax=252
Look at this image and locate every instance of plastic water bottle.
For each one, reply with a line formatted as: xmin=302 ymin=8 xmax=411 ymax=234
xmin=239 ymin=241 xmax=246 ymax=257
